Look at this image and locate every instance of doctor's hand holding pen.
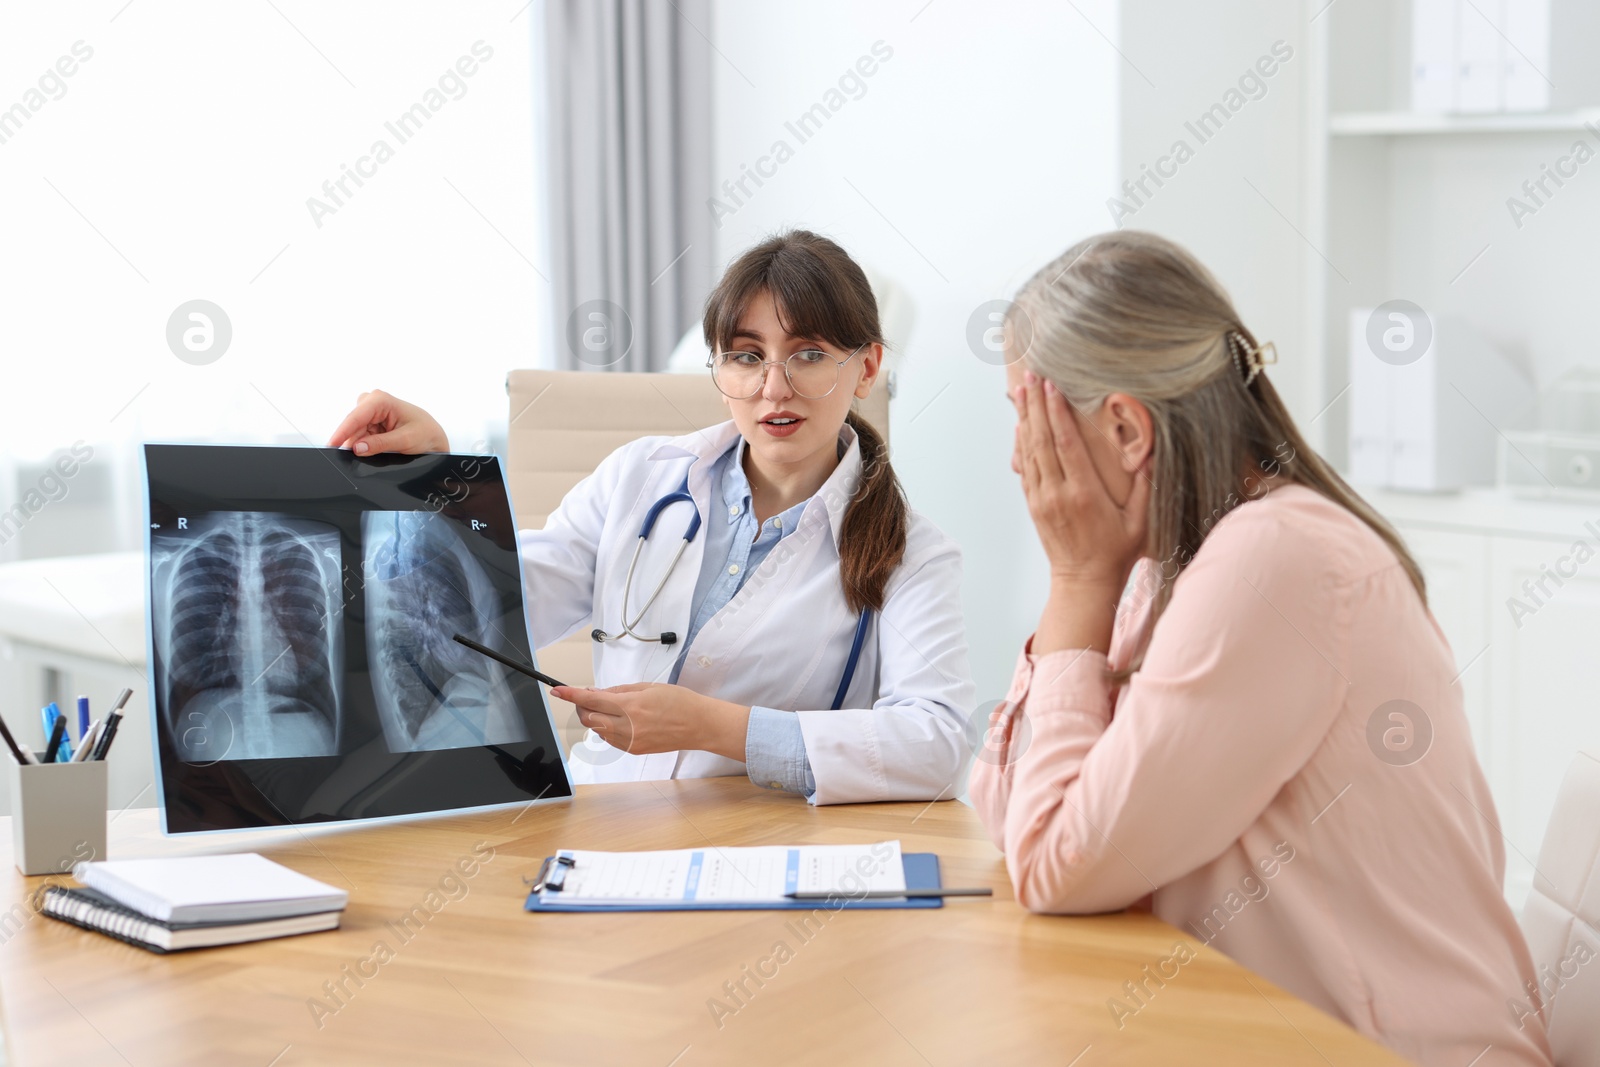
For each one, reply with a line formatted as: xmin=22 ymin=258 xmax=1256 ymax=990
xmin=552 ymin=682 xmax=753 ymax=760
xmin=327 ymin=389 xmax=450 ymax=455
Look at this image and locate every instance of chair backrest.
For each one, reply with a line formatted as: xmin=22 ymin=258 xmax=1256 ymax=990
xmin=1520 ymin=749 xmax=1600 ymax=1066
xmin=504 ymin=369 xmax=889 ymax=740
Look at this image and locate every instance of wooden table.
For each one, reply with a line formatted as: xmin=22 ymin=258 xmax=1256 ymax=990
xmin=0 ymin=780 xmax=1408 ymax=1066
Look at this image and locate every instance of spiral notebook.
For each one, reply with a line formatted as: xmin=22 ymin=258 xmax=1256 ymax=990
xmin=40 ymin=886 xmax=342 ymax=954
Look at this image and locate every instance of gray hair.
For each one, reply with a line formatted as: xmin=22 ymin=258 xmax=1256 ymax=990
xmin=1010 ymin=230 xmax=1425 ymax=670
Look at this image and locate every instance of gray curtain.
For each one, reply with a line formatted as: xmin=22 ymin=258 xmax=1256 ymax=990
xmin=544 ymin=0 xmax=714 ymax=372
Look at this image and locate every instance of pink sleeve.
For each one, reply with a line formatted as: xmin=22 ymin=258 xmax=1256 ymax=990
xmin=977 ymin=511 xmax=1349 ymax=914
xmin=966 ymin=646 xmax=1040 ymax=849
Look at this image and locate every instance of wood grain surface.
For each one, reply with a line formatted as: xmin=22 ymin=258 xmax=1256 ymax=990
xmin=0 ymin=779 xmax=1409 ymax=1066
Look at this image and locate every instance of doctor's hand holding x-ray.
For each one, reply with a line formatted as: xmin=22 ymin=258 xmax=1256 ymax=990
xmin=326 ymin=388 xmax=761 ymax=762
xmin=328 ymin=390 xmax=451 ymax=456
xmin=328 ymin=230 xmax=976 ymax=803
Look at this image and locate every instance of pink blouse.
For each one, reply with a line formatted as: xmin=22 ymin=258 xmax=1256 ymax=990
xmin=970 ymin=485 xmax=1553 ymax=1066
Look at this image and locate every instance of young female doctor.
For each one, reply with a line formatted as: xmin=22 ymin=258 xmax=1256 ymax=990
xmin=328 ymin=230 xmax=975 ymax=804
xmin=973 ymin=231 xmax=1551 ymax=1066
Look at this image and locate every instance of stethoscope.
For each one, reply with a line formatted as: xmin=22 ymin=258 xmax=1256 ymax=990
xmin=591 ymin=474 xmax=873 ymax=710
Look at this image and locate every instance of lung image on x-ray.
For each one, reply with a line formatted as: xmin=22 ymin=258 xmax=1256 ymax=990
xmin=363 ymin=511 xmax=530 ymax=753
xmin=144 ymin=444 xmax=571 ymax=834
xmin=150 ymin=512 xmax=343 ymax=761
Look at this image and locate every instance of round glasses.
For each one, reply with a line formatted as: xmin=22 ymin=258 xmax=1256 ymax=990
xmin=707 ymin=344 xmax=865 ymax=400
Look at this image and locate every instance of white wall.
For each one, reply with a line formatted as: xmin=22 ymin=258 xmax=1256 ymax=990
xmin=1116 ymin=0 xmax=1314 ymax=429
xmin=0 ymin=2 xmax=544 ymax=537
xmin=708 ymin=0 xmax=1120 ymax=703
xmin=0 ymin=1 xmax=549 ymax=814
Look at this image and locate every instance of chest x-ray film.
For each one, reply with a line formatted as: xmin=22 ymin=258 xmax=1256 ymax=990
xmin=143 ymin=444 xmax=571 ymax=834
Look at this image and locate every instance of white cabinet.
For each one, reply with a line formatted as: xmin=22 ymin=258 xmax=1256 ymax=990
xmin=1394 ymin=525 xmax=1492 ymax=753
xmin=1485 ymin=535 xmax=1600 ymax=907
xmin=1377 ymin=490 xmax=1600 ymax=908
xmin=1306 ymin=3 xmax=1600 ymax=474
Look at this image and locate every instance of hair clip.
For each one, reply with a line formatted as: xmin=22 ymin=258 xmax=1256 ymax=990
xmin=1227 ymin=331 xmax=1276 ymax=387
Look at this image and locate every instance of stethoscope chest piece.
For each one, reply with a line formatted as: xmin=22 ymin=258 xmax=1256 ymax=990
xmin=592 ymin=626 xmax=676 ymax=646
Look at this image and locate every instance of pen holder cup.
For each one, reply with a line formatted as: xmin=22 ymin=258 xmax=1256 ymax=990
xmin=9 ymin=760 xmax=108 ymax=876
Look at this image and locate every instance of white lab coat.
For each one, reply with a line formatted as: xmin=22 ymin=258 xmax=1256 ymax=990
xmin=517 ymin=419 xmax=976 ymax=804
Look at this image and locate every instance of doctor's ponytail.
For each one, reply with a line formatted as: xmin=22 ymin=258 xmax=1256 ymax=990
xmin=704 ymin=229 xmax=908 ymax=614
xmin=840 ymin=407 xmax=907 ymax=614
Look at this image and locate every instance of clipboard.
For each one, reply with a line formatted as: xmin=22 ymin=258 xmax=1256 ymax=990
xmin=524 ymin=852 xmax=944 ymax=912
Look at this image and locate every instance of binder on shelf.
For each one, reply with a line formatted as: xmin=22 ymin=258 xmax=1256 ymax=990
xmin=1456 ymin=2 xmax=1505 ymax=113
xmin=1411 ymin=0 xmax=1459 ymax=113
xmin=1411 ymin=0 xmax=1552 ymax=114
xmin=1503 ymin=0 xmax=1552 ymax=112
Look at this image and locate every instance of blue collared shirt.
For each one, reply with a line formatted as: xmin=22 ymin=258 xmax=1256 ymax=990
xmin=668 ymin=439 xmax=816 ymax=796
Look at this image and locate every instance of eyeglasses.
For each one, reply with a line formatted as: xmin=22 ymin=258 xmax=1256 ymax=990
xmin=706 ymin=344 xmax=865 ymax=400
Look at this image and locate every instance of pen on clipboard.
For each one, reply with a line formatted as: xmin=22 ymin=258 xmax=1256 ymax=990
xmin=452 ymin=634 xmax=570 ymax=690
xmin=783 ymin=888 xmax=995 ymax=901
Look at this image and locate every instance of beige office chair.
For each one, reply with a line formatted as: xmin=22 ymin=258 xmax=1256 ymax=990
xmin=1520 ymin=749 xmax=1600 ymax=1066
xmin=505 ymin=368 xmax=890 ymax=747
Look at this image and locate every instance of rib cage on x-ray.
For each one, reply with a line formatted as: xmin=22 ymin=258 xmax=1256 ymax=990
xmin=363 ymin=511 xmax=530 ymax=753
xmin=153 ymin=512 xmax=343 ymax=760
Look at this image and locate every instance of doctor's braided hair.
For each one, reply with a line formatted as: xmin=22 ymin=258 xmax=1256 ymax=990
xmin=703 ymin=230 xmax=907 ymax=614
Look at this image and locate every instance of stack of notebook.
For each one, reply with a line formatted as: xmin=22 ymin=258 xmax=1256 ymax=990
xmin=41 ymin=853 xmax=348 ymax=953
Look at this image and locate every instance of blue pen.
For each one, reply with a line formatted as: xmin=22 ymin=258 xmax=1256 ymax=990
xmin=41 ymin=704 xmax=73 ymax=763
xmin=77 ymin=696 xmax=90 ymax=743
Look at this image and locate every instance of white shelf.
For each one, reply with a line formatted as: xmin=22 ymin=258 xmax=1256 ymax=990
xmin=1362 ymin=486 xmax=1600 ymax=541
xmin=1330 ymin=109 xmax=1600 ymax=135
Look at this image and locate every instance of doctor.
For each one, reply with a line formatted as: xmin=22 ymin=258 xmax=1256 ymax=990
xmin=327 ymin=230 xmax=975 ymax=804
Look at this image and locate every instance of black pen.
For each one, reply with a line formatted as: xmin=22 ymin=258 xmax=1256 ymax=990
xmin=91 ymin=712 xmax=122 ymax=761
xmin=0 ymin=711 xmax=29 ymax=765
xmin=89 ymin=689 xmax=133 ymax=762
xmin=42 ymin=714 xmax=67 ymax=765
xmin=452 ymin=634 xmax=570 ymax=690
xmin=783 ymin=888 xmax=994 ymax=901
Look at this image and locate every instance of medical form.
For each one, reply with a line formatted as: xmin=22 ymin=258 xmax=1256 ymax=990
xmin=540 ymin=841 xmax=906 ymax=905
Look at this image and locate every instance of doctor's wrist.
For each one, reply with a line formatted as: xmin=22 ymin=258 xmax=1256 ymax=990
xmin=702 ymin=696 xmax=751 ymax=762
